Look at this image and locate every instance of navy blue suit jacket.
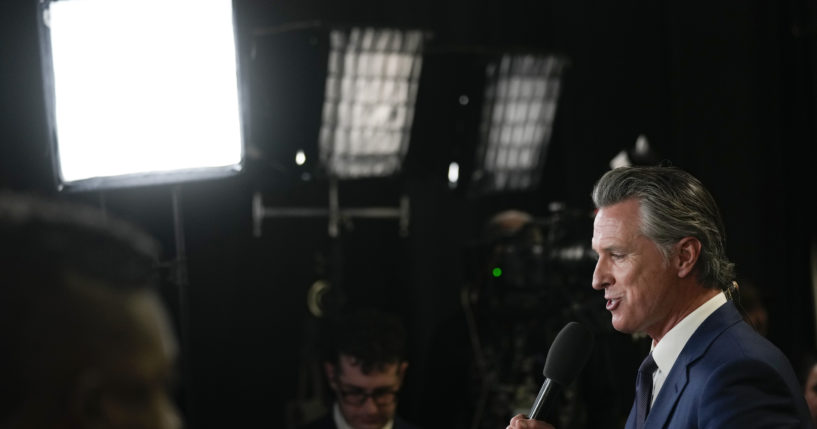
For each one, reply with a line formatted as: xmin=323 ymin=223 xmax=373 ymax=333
xmin=625 ymin=301 xmax=813 ymax=428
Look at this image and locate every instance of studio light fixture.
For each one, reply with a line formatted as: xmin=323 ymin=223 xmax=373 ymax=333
xmin=39 ymin=0 xmax=245 ymax=190
xmin=318 ymin=27 xmax=425 ymax=179
xmin=250 ymin=26 xmax=424 ymax=239
xmin=471 ymin=54 xmax=567 ymax=194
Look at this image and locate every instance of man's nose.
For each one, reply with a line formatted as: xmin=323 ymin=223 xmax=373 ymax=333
xmin=360 ymin=396 xmax=380 ymax=412
xmin=591 ymin=259 xmax=611 ymax=290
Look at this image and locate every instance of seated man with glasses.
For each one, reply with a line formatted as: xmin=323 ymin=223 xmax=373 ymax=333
xmin=301 ymin=307 xmax=420 ymax=429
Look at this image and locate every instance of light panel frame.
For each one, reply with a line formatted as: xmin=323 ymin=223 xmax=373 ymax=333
xmin=318 ymin=27 xmax=426 ymax=179
xmin=471 ymin=54 xmax=567 ymax=194
xmin=38 ymin=0 xmax=246 ymax=191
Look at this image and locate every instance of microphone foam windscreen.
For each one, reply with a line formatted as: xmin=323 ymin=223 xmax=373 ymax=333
xmin=542 ymin=321 xmax=594 ymax=385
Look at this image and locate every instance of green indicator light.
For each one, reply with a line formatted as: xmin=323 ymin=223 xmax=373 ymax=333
xmin=492 ymin=267 xmax=503 ymax=277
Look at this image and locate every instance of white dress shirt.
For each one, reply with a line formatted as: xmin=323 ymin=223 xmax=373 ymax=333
xmin=332 ymin=402 xmax=394 ymax=429
xmin=647 ymin=292 xmax=727 ymax=406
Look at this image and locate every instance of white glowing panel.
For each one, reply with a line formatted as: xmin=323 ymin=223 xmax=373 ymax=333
xmin=473 ymin=54 xmax=566 ymax=193
xmin=319 ymin=27 xmax=425 ymax=179
xmin=45 ymin=0 xmax=243 ymax=186
xmin=447 ymin=161 xmax=460 ymax=185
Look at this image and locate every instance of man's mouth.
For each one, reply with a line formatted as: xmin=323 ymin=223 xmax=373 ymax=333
xmin=606 ymin=297 xmax=620 ymax=311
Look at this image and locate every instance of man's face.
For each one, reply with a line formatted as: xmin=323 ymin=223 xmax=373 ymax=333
xmin=591 ymin=198 xmax=681 ymax=338
xmin=325 ymin=355 xmax=406 ymax=429
xmin=805 ymin=363 xmax=817 ymax=425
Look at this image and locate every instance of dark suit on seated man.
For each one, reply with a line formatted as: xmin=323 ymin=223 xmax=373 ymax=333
xmin=300 ymin=308 xmax=420 ymax=429
xmin=507 ymin=166 xmax=813 ymax=429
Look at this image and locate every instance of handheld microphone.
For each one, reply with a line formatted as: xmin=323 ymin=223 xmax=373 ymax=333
xmin=528 ymin=321 xmax=594 ymax=421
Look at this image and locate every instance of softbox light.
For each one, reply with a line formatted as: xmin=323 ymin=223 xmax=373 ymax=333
xmin=38 ymin=0 xmax=245 ymax=190
xmin=471 ymin=54 xmax=567 ymax=194
xmin=318 ymin=27 xmax=426 ymax=179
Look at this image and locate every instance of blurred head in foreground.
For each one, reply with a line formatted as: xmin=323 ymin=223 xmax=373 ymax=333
xmin=0 ymin=191 xmax=181 ymax=429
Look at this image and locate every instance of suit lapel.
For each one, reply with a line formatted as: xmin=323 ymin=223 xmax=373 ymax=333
xmin=642 ymin=301 xmax=743 ymax=428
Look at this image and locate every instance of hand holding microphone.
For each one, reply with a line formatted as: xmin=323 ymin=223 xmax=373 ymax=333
xmin=527 ymin=321 xmax=595 ymax=422
xmin=507 ymin=413 xmax=556 ymax=429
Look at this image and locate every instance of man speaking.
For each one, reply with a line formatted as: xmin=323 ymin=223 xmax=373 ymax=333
xmin=508 ymin=165 xmax=813 ymax=429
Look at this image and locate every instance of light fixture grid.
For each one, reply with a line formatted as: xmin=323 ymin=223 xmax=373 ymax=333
xmin=319 ymin=27 xmax=425 ymax=179
xmin=475 ymin=54 xmax=566 ymax=193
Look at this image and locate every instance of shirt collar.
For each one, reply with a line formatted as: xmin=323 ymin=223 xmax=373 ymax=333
xmin=651 ymin=292 xmax=727 ymax=374
xmin=332 ymin=402 xmax=394 ymax=429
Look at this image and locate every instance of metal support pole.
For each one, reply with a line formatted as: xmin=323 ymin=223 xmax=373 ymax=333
xmin=251 ymin=187 xmax=410 ymax=238
xmin=171 ymin=185 xmax=194 ymax=426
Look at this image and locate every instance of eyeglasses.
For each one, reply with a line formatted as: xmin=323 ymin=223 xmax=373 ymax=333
xmin=337 ymin=387 xmax=399 ymax=406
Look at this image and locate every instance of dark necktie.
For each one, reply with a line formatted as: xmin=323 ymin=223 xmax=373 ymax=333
xmin=635 ymin=353 xmax=658 ymax=429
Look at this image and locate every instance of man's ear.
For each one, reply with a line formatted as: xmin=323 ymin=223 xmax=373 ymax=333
xmin=324 ymin=362 xmax=338 ymax=390
xmin=397 ymin=361 xmax=409 ymax=383
xmin=675 ymin=236 xmax=701 ymax=278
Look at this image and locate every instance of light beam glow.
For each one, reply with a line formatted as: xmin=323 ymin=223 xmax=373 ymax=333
xmin=448 ymin=161 xmax=459 ymax=185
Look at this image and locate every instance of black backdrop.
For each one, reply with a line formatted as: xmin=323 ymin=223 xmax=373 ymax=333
xmin=1 ymin=1 xmax=817 ymax=428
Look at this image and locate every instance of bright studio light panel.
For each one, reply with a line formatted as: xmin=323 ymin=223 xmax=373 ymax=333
xmin=39 ymin=0 xmax=244 ymax=190
xmin=318 ymin=27 xmax=425 ymax=179
xmin=472 ymin=54 xmax=566 ymax=194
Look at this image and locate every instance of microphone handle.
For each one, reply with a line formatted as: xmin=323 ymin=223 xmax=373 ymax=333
xmin=528 ymin=378 xmax=556 ymax=420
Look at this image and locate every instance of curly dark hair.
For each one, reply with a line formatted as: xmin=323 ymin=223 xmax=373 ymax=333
xmin=324 ymin=307 xmax=407 ymax=374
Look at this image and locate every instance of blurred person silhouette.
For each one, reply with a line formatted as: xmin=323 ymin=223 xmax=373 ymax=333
xmin=299 ymin=307 xmax=420 ymax=429
xmin=0 ymin=191 xmax=182 ymax=429
xmin=798 ymin=350 xmax=817 ymax=427
xmin=507 ymin=165 xmax=813 ymax=429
